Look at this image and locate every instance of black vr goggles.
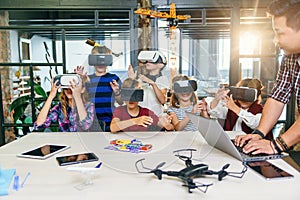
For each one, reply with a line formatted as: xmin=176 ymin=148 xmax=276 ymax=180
xmin=88 ymin=54 xmax=113 ymax=66
xmin=229 ymin=86 xmax=258 ymax=102
xmin=173 ymin=80 xmax=197 ymax=93
xmin=121 ymin=88 xmax=144 ymax=102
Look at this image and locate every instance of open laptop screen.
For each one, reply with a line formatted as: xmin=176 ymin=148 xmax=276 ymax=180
xmin=186 ymin=112 xmax=285 ymax=162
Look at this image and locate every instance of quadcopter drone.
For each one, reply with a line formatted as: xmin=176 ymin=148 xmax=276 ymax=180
xmin=135 ymin=149 xmax=247 ymax=193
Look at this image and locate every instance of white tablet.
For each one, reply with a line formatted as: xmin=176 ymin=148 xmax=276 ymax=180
xmin=17 ymin=144 xmax=70 ymax=159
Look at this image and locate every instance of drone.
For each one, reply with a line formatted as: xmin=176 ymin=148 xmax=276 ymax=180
xmin=135 ymin=149 xmax=247 ymax=193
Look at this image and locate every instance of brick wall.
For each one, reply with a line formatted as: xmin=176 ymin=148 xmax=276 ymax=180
xmin=0 ymin=11 xmax=15 ymax=143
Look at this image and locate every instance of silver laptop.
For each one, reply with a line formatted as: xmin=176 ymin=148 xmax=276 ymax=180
xmin=186 ymin=112 xmax=285 ymax=162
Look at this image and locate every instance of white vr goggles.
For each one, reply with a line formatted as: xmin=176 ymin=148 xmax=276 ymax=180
xmin=138 ymin=51 xmax=167 ymax=64
xmin=54 ymin=74 xmax=81 ymax=88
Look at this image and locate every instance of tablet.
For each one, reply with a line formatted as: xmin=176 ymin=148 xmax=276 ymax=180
xmin=246 ymin=160 xmax=294 ymax=180
xmin=17 ymin=144 xmax=70 ymax=159
xmin=56 ymin=152 xmax=99 ymax=166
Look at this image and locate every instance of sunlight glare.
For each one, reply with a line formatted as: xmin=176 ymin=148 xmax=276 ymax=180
xmin=240 ymin=31 xmax=260 ymax=54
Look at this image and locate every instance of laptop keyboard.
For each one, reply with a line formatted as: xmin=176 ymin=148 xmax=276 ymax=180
xmin=231 ymin=140 xmax=268 ymax=157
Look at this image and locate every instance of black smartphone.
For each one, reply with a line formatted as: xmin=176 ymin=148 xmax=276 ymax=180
xmin=246 ymin=160 xmax=293 ymax=180
xmin=56 ymin=152 xmax=99 ymax=166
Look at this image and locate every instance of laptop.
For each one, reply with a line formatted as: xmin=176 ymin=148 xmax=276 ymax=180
xmin=186 ymin=112 xmax=285 ymax=162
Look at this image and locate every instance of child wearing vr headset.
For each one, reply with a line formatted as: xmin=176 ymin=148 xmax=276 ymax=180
xmin=74 ymin=45 xmax=123 ymax=132
xmin=206 ymin=78 xmax=272 ymax=139
xmin=110 ymin=78 xmax=173 ymax=132
xmin=34 ymin=75 xmax=95 ymax=132
xmin=167 ymin=75 xmax=209 ymax=131
xmin=128 ymin=50 xmax=170 ymax=117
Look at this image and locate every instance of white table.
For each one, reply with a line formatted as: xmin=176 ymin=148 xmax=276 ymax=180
xmin=0 ymin=131 xmax=299 ymax=200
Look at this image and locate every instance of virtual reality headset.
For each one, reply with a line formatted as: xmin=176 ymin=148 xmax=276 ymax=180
xmin=88 ymin=54 xmax=113 ymax=66
xmin=138 ymin=51 xmax=166 ymax=64
xmin=121 ymin=88 xmax=144 ymax=102
xmin=229 ymin=86 xmax=257 ymax=102
xmin=173 ymin=80 xmax=197 ymax=93
xmin=54 ymin=74 xmax=81 ymax=88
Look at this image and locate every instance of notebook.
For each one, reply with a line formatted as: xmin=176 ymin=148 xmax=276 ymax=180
xmin=186 ymin=112 xmax=285 ymax=162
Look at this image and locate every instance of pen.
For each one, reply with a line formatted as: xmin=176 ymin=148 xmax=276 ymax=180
xmin=13 ymin=175 xmax=19 ymax=191
xmin=21 ymin=172 xmax=31 ymax=188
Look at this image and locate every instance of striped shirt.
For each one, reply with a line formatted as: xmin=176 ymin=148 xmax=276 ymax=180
xmin=86 ymin=73 xmax=121 ymax=131
xmin=270 ymin=54 xmax=300 ymax=112
xmin=34 ymin=102 xmax=95 ymax=132
xmin=168 ymin=105 xmax=197 ymax=131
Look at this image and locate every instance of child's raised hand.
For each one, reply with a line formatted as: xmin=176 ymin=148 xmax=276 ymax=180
xmin=198 ymin=98 xmax=208 ymax=111
xmin=74 ymin=66 xmax=86 ymax=76
xmin=128 ymin=65 xmax=137 ymax=79
xmin=139 ymin=74 xmax=154 ymax=85
xmin=109 ymin=79 xmax=120 ymax=94
xmin=225 ymin=94 xmax=240 ymax=114
xmin=215 ymin=87 xmax=230 ymax=101
xmin=70 ymin=78 xmax=83 ymax=98
xmin=192 ymin=101 xmax=205 ymax=114
xmin=49 ymin=79 xmax=61 ymax=98
xmin=133 ymin=116 xmax=153 ymax=127
xmin=168 ymin=111 xmax=177 ymax=119
xmin=158 ymin=114 xmax=172 ymax=127
xmin=199 ymin=98 xmax=210 ymax=118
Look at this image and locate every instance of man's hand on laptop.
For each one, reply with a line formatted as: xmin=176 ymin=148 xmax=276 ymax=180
xmin=241 ymin=139 xmax=275 ymax=155
xmin=234 ymin=134 xmax=261 ymax=147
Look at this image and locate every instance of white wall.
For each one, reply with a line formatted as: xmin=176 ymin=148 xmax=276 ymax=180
xmin=9 ymin=30 xmax=19 ymax=62
xmin=31 ymin=35 xmax=60 ymax=92
xmin=56 ymin=40 xmax=95 ymax=75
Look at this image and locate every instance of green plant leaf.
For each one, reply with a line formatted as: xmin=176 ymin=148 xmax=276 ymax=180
xmin=9 ymin=81 xmax=48 ymax=123
xmin=11 ymin=100 xmax=30 ymax=122
xmin=34 ymin=82 xmax=48 ymax=98
xmin=9 ymin=95 xmax=30 ymax=113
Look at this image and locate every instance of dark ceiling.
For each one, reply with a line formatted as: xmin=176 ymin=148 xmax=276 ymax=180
xmin=0 ymin=0 xmax=273 ymax=40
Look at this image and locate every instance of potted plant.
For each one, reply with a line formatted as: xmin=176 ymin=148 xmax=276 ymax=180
xmin=9 ymin=81 xmax=58 ymax=134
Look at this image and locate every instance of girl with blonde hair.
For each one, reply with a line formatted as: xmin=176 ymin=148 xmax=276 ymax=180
xmin=34 ymin=77 xmax=95 ymax=132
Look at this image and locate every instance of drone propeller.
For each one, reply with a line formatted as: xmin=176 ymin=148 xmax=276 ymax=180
xmin=155 ymin=161 xmax=166 ymax=169
xmin=152 ymin=161 xmax=166 ymax=180
xmin=135 ymin=158 xmax=166 ymax=179
xmin=173 ymin=148 xmax=196 ymax=167
xmin=218 ymin=164 xmax=230 ymax=181
xmin=205 ymin=163 xmax=247 ymax=181
xmin=153 ymin=169 xmax=163 ymax=180
xmin=223 ymin=164 xmax=230 ymax=169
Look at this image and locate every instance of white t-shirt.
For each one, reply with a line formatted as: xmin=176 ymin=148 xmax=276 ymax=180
xmin=139 ymin=75 xmax=170 ymax=116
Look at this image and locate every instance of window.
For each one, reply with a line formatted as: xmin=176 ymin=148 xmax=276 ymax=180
xmin=20 ymin=38 xmax=31 ymax=62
